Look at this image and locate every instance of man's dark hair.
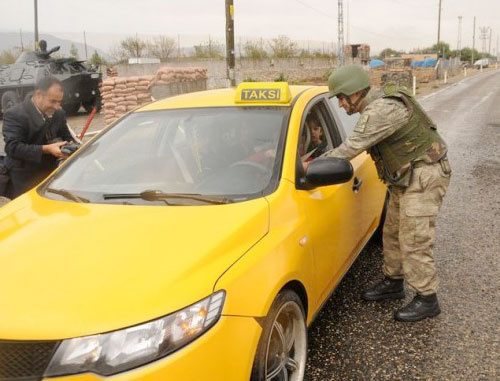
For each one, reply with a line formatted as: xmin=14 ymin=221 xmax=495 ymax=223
xmin=35 ymin=76 xmax=63 ymax=92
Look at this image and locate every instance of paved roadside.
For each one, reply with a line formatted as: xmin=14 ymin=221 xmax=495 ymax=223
xmin=305 ymin=68 xmax=500 ymax=381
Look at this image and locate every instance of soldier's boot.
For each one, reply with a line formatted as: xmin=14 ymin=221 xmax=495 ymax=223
xmin=394 ymin=293 xmax=441 ymax=322
xmin=362 ymin=277 xmax=405 ymax=301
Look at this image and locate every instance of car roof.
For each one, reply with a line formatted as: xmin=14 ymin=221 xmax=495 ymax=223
xmin=138 ymin=85 xmax=325 ymax=112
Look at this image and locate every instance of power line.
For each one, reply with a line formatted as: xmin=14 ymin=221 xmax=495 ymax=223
xmin=291 ymin=0 xmax=335 ymax=19
xmin=290 ymin=0 xmax=437 ymax=44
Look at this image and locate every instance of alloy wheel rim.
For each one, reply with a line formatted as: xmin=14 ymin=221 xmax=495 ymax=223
xmin=264 ymin=301 xmax=307 ymax=381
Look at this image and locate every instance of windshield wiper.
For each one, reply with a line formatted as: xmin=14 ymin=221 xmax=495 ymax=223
xmin=102 ymin=190 xmax=232 ymax=205
xmin=46 ymin=188 xmax=89 ymax=203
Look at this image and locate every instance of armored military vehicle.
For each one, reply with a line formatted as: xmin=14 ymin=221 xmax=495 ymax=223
xmin=0 ymin=41 xmax=101 ymax=116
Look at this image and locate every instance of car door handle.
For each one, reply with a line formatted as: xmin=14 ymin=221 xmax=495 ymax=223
xmin=352 ymin=177 xmax=363 ymax=193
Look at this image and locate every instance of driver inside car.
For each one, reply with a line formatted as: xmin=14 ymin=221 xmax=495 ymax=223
xmin=300 ymin=113 xmax=328 ymax=163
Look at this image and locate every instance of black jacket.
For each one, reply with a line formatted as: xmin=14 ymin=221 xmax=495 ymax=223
xmin=2 ymin=98 xmax=73 ymax=197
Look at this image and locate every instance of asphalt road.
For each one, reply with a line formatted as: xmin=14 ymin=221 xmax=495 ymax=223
xmin=1 ymin=70 xmax=499 ymax=379
xmin=305 ymin=69 xmax=500 ymax=380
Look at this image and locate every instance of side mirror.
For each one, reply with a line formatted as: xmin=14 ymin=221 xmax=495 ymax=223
xmin=302 ymin=157 xmax=353 ymax=188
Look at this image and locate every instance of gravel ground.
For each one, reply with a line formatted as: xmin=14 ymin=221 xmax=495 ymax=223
xmin=305 ymin=69 xmax=500 ymax=380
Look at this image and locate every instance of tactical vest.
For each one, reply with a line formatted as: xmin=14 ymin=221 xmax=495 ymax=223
xmin=368 ymin=85 xmax=447 ymax=186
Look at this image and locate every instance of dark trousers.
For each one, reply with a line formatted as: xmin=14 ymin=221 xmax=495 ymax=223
xmin=7 ymin=167 xmax=52 ymax=199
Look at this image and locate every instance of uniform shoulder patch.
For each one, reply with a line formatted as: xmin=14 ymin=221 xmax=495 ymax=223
xmin=353 ymin=112 xmax=370 ymax=133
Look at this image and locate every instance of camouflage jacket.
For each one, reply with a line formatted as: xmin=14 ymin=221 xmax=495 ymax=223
xmin=323 ymin=89 xmax=447 ymax=185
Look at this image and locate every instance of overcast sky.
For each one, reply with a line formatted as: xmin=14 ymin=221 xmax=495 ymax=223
xmin=1 ymin=0 xmax=499 ymax=54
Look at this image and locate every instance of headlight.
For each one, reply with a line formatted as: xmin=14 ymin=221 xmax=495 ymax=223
xmin=44 ymin=291 xmax=225 ymax=376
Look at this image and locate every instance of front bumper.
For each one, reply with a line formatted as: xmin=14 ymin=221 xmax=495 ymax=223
xmin=44 ymin=316 xmax=261 ymax=381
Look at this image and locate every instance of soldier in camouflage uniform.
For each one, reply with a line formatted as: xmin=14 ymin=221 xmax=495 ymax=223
xmin=322 ymin=65 xmax=452 ymax=322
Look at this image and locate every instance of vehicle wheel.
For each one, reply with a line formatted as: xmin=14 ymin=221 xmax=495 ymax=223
xmin=63 ymin=102 xmax=81 ymax=115
xmin=251 ymin=290 xmax=307 ymax=381
xmin=371 ymin=191 xmax=389 ymax=246
xmin=1 ymin=91 xmax=19 ymax=113
xmin=82 ymin=97 xmax=101 ymax=113
xmin=24 ymin=91 xmax=34 ymax=102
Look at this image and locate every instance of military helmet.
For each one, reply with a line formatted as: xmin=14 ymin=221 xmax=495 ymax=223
xmin=328 ymin=65 xmax=370 ymax=98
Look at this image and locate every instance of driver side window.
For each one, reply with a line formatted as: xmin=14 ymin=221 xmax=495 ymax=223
xmin=298 ymin=103 xmax=335 ymax=164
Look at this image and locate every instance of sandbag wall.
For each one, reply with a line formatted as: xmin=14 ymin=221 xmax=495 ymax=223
xmin=100 ymin=76 xmax=154 ymax=125
xmin=100 ymin=67 xmax=208 ymax=125
xmin=150 ymin=67 xmax=208 ymax=86
xmin=149 ymin=67 xmax=208 ymax=100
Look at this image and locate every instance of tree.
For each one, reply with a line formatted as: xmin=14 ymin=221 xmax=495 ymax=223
xmin=108 ymin=45 xmax=128 ymax=64
xmin=148 ymin=36 xmax=176 ymax=62
xmin=269 ymin=35 xmax=297 ymax=58
xmin=120 ymin=36 xmax=147 ymax=58
xmin=192 ymin=40 xmax=224 ymax=59
xmin=69 ymin=44 xmax=79 ymax=59
xmin=242 ymin=40 xmax=268 ymax=59
xmin=423 ymin=42 xmax=452 ymax=58
xmin=90 ymin=50 xmax=105 ymax=65
xmin=378 ymin=48 xmax=400 ymax=59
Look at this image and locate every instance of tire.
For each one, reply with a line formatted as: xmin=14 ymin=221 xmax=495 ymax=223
xmin=1 ymin=91 xmax=19 ymax=113
xmin=251 ymin=290 xmax=307 ymax=381
xmin=63 ymin=102 xmax=81 ymax=115
xmin=24 ymin=91 xmax=34 ymax=102
xmin=82 ymin=96 xmax=101 ymax=113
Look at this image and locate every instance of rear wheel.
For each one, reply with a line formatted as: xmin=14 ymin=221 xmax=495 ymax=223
xmin=62 ymin=102 xmax=81 ymax=115
xmin=251 ymin=290 xmax=307 ymax=381
xmin=1 ymin=91 xmax=19 ymax=113
xmin=82 ymin=96 xmax=101 ymax=113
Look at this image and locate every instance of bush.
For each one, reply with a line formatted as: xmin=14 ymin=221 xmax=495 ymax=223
xmin=274 ymin=73 xmax=287 ymax=82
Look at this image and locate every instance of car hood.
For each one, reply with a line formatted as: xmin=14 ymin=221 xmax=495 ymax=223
xmin=0 ymin=191 xmax=269 ymax=340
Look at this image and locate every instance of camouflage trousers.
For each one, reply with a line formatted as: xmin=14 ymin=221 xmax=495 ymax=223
xmin=382 ymin=160 xmax=451 ymax=295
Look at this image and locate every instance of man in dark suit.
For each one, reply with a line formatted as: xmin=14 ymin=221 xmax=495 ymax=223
xmin=2 ymin=76 xmax=75 ymax=198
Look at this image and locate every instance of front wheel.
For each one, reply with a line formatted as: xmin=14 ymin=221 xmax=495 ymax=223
xmin=1 ymin=91 xmax=19 ymax=113
xmin=251 ymin=290 xmax=307 ymax=381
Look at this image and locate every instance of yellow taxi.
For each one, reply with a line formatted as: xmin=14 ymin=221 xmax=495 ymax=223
xmin=0 ymin=82 xmax=386 ymax=380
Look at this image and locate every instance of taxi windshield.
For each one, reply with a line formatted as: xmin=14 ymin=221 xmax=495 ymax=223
xmin=40 ymin=107 xmax=290 ymax=205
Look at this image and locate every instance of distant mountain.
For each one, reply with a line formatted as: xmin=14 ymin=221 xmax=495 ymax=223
xmin=0 ymin=31 xmax=113 ymax=62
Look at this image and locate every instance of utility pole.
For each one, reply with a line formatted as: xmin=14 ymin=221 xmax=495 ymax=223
xmin=346 ymin=0 xmax=349 ymax=45
xmin=34 ymin=0 xmax=39 ymax=48
xmin=479 ymin=27 xmax=489 ymax=54
xmin=338 ymin=0 xmax=345 ymax=67
xmin=177 ymin=34 xmax=181 ymax=59
xmin=457 ymin=16 xmax=462 ymax=60
xmin=437 ymin=0 xmax=442 ymax=46
xmin=488 ymin=27 xmax=492 ymax=56
xmin=225 ymin=0 xmax=236 ymax=87
xmin=472 ymin=16 xmax=476 ymax=65
xmin=497 ymin=35 xmax=499 ymax=63
xmin=20 ymin=29 xmax=24 ymax=51
xmin=83 ymin=31 xmax=88 ymax=60
xmin=135 ymin=32 xmax=139 ymax=58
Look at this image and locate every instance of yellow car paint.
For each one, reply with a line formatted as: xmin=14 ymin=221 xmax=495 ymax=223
xmin=0 ymin=191 xmax=268 ymax=340
xmin=0 ymin=83 xmax=386 ymax=380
